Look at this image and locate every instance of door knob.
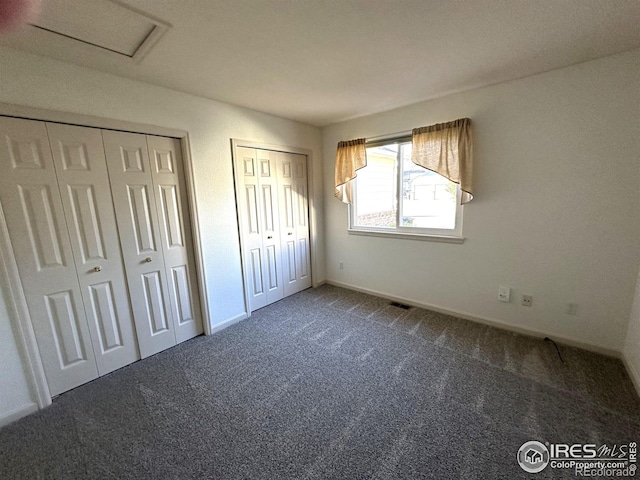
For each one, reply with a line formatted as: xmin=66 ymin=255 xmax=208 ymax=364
xmin=145 ymin=257 xmax=153 ymax=263
xmin=287 ymin=232 xmax=293 ymax=235
xmin=94 ymin=266 xmax=102 ymax=272
xmin=267 ymin=236 xmax=273 ymax=239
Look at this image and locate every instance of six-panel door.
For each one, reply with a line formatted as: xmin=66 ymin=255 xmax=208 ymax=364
xmin=277 ymin=152 xmax=312 ymax=296
xmin=103 ymin=130 xmax=179 ymax=358
xmin=236 ymin=147 xmax=267 ymax=310
xmin=146 ymin=135 xmax=203 ymax=343
xmin=236 ymin=147 xmax=288 ymax=311
xmin=46 ymin=123 xmax=140 ymax=375
xmin=255 ymin=149 xmax=285 ymax=305
xmin=236 ymin=147 xmax=311 ymax=312
xmin=0 ymin=118 xmax=99 ymax=395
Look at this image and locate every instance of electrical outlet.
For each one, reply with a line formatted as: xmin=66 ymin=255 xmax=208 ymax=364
xmin=339 ymin=262 xmax=344 ymax=270
xmin=521 ymin=295 xmax=532 ymax=307
xmin=498 ymin=286 xmax=511 ymax=302
xmin=566 ymin=303 xmax=578 ymax=315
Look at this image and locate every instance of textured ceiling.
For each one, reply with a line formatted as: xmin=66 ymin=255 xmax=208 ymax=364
xmin=2 ymin=0 xmax=640 ymax=126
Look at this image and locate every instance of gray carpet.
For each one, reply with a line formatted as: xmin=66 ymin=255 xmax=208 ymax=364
xmin=1 ymin=284 xmax=639 ymax=479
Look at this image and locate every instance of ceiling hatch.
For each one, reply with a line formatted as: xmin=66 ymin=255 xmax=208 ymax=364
xmin=28 ymin=0 xmax=169 ymax=61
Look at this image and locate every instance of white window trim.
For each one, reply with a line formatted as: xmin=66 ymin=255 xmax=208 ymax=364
xmin=347 ymin=138 xmax=465 ymax=243
xmin=347 ymin=225 xmax=465 ymax=244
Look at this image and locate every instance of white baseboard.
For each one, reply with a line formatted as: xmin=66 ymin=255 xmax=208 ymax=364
xmin=622 ymin=352 xmax=640 ymax=398
xmin=326 ymin=280 xmax=621 ymax=358
xmin=210 ymin=312 xmax=247 ymax=334
xmin=0 ymin=402 xmax=38 ymax=428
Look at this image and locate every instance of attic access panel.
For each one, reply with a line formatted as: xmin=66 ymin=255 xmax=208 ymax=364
xmin=29 ymin=0 xmax=168 ymax=61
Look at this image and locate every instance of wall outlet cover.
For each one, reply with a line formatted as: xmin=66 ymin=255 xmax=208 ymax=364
xmin=498 ymin=286 xmax=511 ymax=302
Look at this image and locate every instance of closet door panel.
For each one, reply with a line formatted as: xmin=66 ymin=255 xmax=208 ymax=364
xmin=0 ymin=117 xmax=98 ymax=395
xmin=236 ymin=147 xmax=267 ymax=310
xmin=146 ymin=135 xmax=203 ymax=343
xmin=103 ymin=130 xmax=176 ymax=358
xmin=256 ymin=149 xmax=284 ymax=303
xmin=278 ymin=153 xmax=297 ymax=295
xmin=292 ymin=154 xmax=312 ymax=289
xmin=278 ymin=153 xmax=299 ymax=295
xmin=277 ymin=152 xmax=311 ymax=296
xmin=47 ymin=123 xmax=139 ymax=375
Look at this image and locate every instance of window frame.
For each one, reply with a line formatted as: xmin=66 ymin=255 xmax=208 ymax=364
xmin=347 ymin=137 xmax=464 ymax=242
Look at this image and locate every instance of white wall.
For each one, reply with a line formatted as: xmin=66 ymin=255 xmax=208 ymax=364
xmin=623 ymin=270 xmax=640 ymax=394
xmin=323 ymin=48 xmax=640 ymax=353
xmin=0 ymin=46 xmax=324 ymax=420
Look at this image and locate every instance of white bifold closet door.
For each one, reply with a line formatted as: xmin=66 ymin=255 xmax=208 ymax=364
xmin=0 ymin=118 xmax=139 ymax=395
xmin=47 ymin=123 xmax=139 ymax=374
xmin=236 ymin=147 xmax=311 ymax=312
xmin=236 ymin=148 xmax=283 ymax=310
xmin=146 ymin=136 xmax=202 ymax=344
xmin=0 ymin=116 xmax=203 ymax=396
xmin=276 ymin=152 xmax=312 ymax=297
xmin=103 ymin=131 xmax=202 ymax=358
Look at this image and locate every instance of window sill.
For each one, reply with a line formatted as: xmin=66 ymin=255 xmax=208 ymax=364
xmin=347 ymin=228 xmax=465 ymax=244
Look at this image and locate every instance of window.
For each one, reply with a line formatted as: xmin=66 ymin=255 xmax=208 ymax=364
xmin=350 ymin=139 xmax=463 ymax=239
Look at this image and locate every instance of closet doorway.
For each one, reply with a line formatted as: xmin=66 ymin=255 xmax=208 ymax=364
xmin=0 ymin=104 xmax=209 ymax=398
xmin=232 ymin=141 xmax=315 ymax=313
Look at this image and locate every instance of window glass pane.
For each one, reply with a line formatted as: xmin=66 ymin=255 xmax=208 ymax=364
xmin=400 ymin=143 xmax=457 ymax=229
xmin=354 ymin=144 xmax=398 ymax=228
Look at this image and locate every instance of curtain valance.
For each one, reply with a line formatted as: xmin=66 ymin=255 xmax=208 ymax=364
xmin=334 ymin=118 xmax=473 ymax=205
xmin=334 ymin=138 xmax=367 ymax=204
xmin=411 ymin=118 xmax=473 ymax=204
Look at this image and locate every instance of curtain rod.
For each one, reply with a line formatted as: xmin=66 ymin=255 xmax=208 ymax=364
xmin=365 ymin=130 xmax=412 ymax=144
